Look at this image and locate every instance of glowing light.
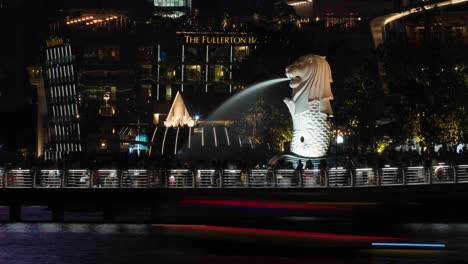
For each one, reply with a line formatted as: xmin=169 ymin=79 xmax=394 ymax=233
xmin=336 ymin=135 xmax=344 ymax=144
xmin=164 ymin=91 xmax=195 ymax=127
xmin=371 ymin=0 xmax=468 ymax=47
xmin=372 ymin=242 xmax=446 ymax=248
xmin=288 ymin=0 xmax=313 ymax=6
xmin=154 ymin=224 xmax=404 ymax=242
xmin=179 ymin=199 xmax=351 ymax=211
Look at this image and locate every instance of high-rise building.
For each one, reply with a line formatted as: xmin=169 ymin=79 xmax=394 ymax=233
xmin=43 ymin=38 xmax=82 ymax=160
xmin=34 ymin=9 xmax=259 ymax=160
xmin=152 ymin=0 xmax=192 ymax=18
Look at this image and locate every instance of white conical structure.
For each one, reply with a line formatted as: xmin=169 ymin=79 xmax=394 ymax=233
xmin=164 ymin=91 xmax=195 ymax=127
xmin=284 ymin=54 xmax=333 ymax=158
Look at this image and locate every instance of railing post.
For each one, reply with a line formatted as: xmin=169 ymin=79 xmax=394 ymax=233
xmin=88 ymin=170 xmax=92 ymax=188
xmin=377 ymin=169 xmax=381 ymax=186
xmin=118 ymin=170 xmax=123 ymax=188
xmin=350 ymin=170 xmax=354 ymax=188
xmin=220 ymin=170 xmax=224 ymax=188
xmin=453 ymin=166 xmax=457 ymax=184
xmin=147 ymin=170 xmax=151 ymax=188
xmin=402 ymin=168 xmax=406 ymax=185
xmin=192 ymin=170 xmax=195 ymax=188
xmin=90 ymin=170 xmax=95 ymax=188
xmin=273 ymin=170 xmax=277 ymax=187
xmin=61 ymin=169 xmax=65 ymax=188
xmin=165 ymin=170 xmax=169 ymax=188
xmin=32 ymin=170 xmax=37 ymax=188
xmin=325 ymin=171 xmax=329 ymax=187
xmin=297 ymin=170 xmax=304 ymax=188
xmin=428 ymin=167 xmax=432 ymax=184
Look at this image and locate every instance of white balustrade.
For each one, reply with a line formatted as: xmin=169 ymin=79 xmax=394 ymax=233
xmin=35 ymin=170 xmax=62 ymax=188
xmin=66 ymin=169 xmax=90 ymax=188
xmin=380 ymin=167 xmax=403 ymax=185
xmin=275 ymin=169 xmax=299 ymax=187
xmin=432 ymin=164 xmax=455 ymax=183
xmin=327 ymin=168 xmax=350 ymax=187
xmin=353 ymin=168 xmax=378 ymax=187
xmin=121 ymin=169 xmax=149 ymax=188
xmin=303 ymin=169 xmax=323 ymax=187
xmin=5 ymin=169 xmax=34 ymax=188
xmin=92 ymin=169 xmax=119 ymax=188
xmin=167 ymin=169 xmax=194 ymax=188
xmin=196 ymin=170 xmax=219 ymax=187
xmin=456 ymin=165 xmax=468 ymax=183
xmin=0 ymin=165 xmax=465 ymax=189
xmin=221 ymin=169 xmax=244 ymax=187
xmin=248 ymin=169 xmax=273 ymax=187
xmin=405 ymin=167 xmax=429 ymax=184
xmin=0 ymin=168 xmax=4 ymax=187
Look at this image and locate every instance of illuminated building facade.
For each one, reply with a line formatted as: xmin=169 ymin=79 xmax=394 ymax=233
xmin=37 ymin=9 xmax=258 ymax=160
xmin=153 ymin=0 xmax=192 ymax=18
xmin=371 ymin=0 xmax=468 ymax=47
xmin=43 ymin=38 xmax=81 ymax=160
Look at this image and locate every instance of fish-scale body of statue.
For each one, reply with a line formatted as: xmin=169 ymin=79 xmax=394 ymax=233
xmin=284 ymin=55 xmax=333 ymax=158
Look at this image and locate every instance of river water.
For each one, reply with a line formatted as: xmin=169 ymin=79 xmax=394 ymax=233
xmin=0 ymin=222 xmax=467 ymax=264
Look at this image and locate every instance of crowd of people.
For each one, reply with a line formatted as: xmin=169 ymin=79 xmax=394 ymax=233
xmin=1 ymin=145 xmax=467 ymax=172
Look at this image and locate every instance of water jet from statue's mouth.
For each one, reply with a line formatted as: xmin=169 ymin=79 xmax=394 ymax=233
xmin=289 ymin=76 xmax=302 ymax=88
xmin=286 ymin=71 xmax=301 ymax=83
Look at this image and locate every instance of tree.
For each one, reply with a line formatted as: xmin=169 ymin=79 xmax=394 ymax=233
xmin=379 ymin=35 xmax=468 ymax=147
xmin=337 ymin=56 xmax=384 ymax=147
xmin=232 ymin=97 xmax=292 ymax=154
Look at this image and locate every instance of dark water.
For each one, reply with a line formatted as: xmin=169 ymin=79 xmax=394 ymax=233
xmin=0 ymin=223 xmax=467 ymax=264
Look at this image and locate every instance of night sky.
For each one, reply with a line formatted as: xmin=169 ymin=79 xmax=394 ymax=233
xmin=0 ymin=0 xmax=396 ymax=112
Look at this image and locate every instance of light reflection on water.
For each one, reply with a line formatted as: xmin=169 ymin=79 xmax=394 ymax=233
xmin=0 ymin=223 xmax=153 ymax=234
xmin=0 ymin=223 xmax=465 ymax=264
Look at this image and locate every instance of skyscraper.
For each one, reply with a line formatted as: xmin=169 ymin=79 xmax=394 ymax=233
xmin=153 ymin=0 xmax=192 ymax=18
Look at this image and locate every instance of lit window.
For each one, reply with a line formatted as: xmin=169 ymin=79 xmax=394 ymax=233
xmin=184 ymin=65 xmax=202 ymax=81
xmin=165 ymin=85 xmax=172 ymax=101
xmin=142 ymin=84 xmax=152 ymax=97
xmin=142 ymin=65 xmax=152 ymax=76
xmin=233 ymin=46 xmax=249 ymax=61
xmin=214 ymin=65 xmax=225 ymax=81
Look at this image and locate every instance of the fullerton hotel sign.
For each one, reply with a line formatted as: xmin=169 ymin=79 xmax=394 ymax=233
xmin=183 ymin=35 xmax=257 ymax=45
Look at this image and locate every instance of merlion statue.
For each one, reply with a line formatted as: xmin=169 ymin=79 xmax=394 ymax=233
xmin=284 ymin=54 xmax=334 ymax=158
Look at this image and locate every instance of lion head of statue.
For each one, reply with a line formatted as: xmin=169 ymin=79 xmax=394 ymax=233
xmin=285 ymin=54 xmax=334 ymax=115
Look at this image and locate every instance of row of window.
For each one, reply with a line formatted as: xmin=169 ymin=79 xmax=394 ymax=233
xmin=49 ymin=142 xmax=82 ymax=153
xmin=46 ymin=64 xmax=75 ymax=84
xmin=46 ymin=45 xmax=74 ymax=66
xmin=83 ymin=47 xmax=120 ymax=62
xmin=49 ymin=84 xmax=77 ymax=104
xmin=50 ymin=123 xmax=81 ymax=143
xmin=141 ymin=64 xmax=230 ymax=81
xmin=136 ymin=45 xmax=251 ymax=63
xmin=51 ymin=104 xmax=79 ymax=122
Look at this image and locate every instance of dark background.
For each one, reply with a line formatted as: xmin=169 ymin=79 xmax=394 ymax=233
xmin=0 ymin=0 xmax=395 ymax=151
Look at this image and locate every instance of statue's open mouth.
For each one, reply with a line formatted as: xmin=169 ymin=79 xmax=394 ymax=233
xmin=289 ymin=76 xmax=302 ymax=88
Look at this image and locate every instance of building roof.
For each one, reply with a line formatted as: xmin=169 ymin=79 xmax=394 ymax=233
xmin=164 ymin=91 xmax=195 ymax=127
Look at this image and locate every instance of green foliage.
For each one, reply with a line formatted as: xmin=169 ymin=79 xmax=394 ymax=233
xmin=337 ymin=56 xmax=384 ymax=145
xmin=232 ymin=97 xmax=292 ymax=153
xmin=379 ymin=36 xmax=468 ymax=145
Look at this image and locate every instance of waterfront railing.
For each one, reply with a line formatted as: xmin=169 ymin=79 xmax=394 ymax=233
xmin=0 ymin=165 xmax=467 ymax=188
